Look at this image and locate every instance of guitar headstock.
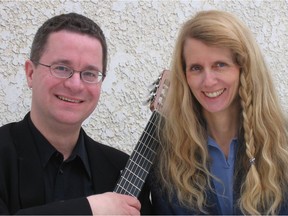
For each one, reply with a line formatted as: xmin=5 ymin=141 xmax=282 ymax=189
xmin=144 ymin=69 xmax=170 ymax=112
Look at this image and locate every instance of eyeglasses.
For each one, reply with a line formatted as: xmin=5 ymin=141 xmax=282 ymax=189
xmin=34 ymin=62 xmax=105 ymax=84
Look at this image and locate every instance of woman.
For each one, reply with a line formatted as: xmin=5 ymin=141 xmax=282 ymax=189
xmin=151 ymin=10 xmax=288 ymax=215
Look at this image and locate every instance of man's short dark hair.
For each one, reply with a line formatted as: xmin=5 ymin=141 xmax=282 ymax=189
xmin=30 ymin=13 xmax=108 ymax=74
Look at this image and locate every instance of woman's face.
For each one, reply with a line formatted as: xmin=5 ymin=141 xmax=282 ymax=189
xmin=184 ymin=38 xmax=240 ymax=115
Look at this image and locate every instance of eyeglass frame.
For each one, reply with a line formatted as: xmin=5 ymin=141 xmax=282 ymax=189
xmin=32 ymin=61 xmax=106 ymax=84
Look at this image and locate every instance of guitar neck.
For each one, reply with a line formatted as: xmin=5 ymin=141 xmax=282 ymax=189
xmin=113 ymin=111 xmax=160 ymax=197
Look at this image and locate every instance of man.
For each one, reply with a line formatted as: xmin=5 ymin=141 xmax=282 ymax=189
xmin=0 ymin=13 xmax=151 ymax=215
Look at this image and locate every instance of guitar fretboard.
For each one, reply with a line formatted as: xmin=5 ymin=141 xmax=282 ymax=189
xmin=113 ymin=111 xmax=160 ymax=197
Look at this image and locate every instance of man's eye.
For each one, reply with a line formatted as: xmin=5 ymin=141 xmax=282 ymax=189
xmin=83 ymin=71 xmax=97 ymax=77
xmin=54 ymin=65 xmax=69 ymax=71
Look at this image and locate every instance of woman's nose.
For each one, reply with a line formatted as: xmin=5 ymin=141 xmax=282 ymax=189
xmin=202 ymin=69 xmax=217 ymax=87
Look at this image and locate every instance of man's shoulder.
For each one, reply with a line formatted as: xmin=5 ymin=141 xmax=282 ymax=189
xmin=0 ymin=115 xmax=29 ymax=145
xmin=0 ymin=121 xmax=18 ymax=145
xmin=0 ymin=114 xmax=29 ymax=136
xmin=0 ymin=121 xmax=15 ymax=133
xmin=0 ymin=121 xmax=21 ymax=163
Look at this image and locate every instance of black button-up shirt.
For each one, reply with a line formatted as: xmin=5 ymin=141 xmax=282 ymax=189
xmin=28 ymin=116 xmax=95 ymax=203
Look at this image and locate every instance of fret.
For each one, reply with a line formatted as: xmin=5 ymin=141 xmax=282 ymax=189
xmin=115 ymin=183 xmax=139 ymax=196
xmin=125 ymin=162 xmax=148 ymax=181
xmin=132 ymin=144 xmax=156 ymax=161
xmin=115 ymin=168 xmax=143 ymax=195
xmin=115 ymin=177 xmax=143 ymax=196
xmin=128 ymin=159 xmax=149 ymax=174
xmin=123 ymin=167 xmax=146 ymax=183
xmin=130 ymin=151 xmax=153 ymax=165
xmin=137 ymin=141 xmax=157 ymax=153
xmin=113 ymin=69 xmax=169 ymax=198
xmin=113 ymin=111 xmax=160 ymax=197
xmin=125 ymin=158 xmax=150 ymax=180
xmin=117 ymin=174 xmax=142 ymax=190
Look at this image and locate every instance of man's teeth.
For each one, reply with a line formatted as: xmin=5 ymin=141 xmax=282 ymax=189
xmin=58 ymin=96 xmax=81 ymax=103
xmin=204 ymin=89 xmax=224 ymax=98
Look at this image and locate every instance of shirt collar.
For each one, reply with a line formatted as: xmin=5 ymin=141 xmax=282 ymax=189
xmin=27 ymin=114 xmax=92 ymax=179
xmin=207 ymin=136 xmax=238 ymax=148
xmin=207 ymin=136 xmax=239 ymax=160
xmin=71 ymin=130 xmax=92 ymax=179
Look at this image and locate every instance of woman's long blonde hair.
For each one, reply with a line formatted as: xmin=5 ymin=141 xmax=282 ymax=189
xmin=155 ymin=10 xmax=288 ymax=214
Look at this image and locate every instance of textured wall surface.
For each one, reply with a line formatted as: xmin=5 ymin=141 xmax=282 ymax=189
xmin=0 ymin=0 xmax=287 ymax=154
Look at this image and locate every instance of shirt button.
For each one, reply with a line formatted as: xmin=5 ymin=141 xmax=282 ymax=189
xmin=59 ymin=168 xmax=64 ymax=175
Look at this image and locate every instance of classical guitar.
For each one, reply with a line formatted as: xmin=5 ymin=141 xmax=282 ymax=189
xmin=113 ymin=69 xmax=169 ymax=197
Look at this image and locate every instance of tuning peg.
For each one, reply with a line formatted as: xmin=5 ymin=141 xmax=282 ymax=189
xmin=142 ymin=98 xmax=150 ymax=106
xmin=147 ymin=74 xmax=162 ymax=88
xmin=142 ymin=91 xmax=156 ymax=106
xmin=147 ymin=81 xmax=158 ymax=90
xmin=142 ymin=95 xmax=154 ymax=106
xmin=149 ymin=86 xmax=158 ymax=94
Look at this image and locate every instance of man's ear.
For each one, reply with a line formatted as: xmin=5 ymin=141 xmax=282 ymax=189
xmin=25 ymin=60 xmax=35 ymax=88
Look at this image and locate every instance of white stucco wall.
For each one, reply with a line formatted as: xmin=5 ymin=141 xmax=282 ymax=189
xmin=0 ymin=0 xmax=287 ymax=154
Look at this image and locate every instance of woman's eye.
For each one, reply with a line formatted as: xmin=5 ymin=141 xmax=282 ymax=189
xmin=190 ymin=65 xmax=202 ymax=71
xmin=216 ymin=62 xmax=226 ymax=68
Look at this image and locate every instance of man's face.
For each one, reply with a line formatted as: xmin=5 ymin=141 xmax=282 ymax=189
xmin=25 ymin=30 xmax=103 ymax=129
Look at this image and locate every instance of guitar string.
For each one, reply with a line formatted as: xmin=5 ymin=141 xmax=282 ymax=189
xmin=114 ymin=71 xmax=168 ymax=196
xmin=114 ymin=111 xmax=159 ymax=196
xmin=127 ymin=111 xmax=158 ymax=180
xmin=115 ymin=112 xmax=157 ymax=195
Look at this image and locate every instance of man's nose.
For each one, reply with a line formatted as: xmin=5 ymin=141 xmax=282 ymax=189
xmin=63 ymin=72 xmax=84 ymax=90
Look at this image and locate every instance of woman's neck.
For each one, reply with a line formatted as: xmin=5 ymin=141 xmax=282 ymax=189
xmin=204 ymin=108 xmax=240 ymax=157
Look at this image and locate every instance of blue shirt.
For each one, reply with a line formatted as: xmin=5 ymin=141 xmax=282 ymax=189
xmin=208 ymin=136 xmax=238 ymax=215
